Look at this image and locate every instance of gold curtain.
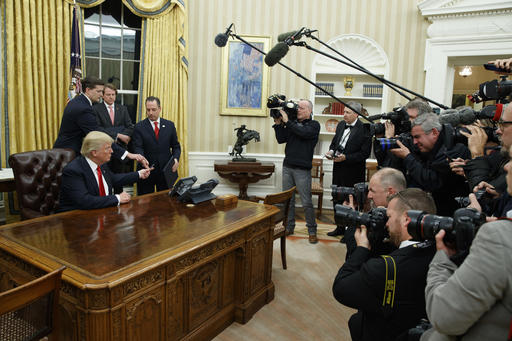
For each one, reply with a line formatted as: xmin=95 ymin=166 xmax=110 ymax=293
xmin=139 ymin=0 xmax=188 ymax=176
xmin=1 ymin=0 xmax=72 ymax=164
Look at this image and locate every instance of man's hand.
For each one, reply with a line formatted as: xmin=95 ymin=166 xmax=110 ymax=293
xmin=355 ymin=225 xmax=371 ymax=250
xmin=384 ymin=121 xmax=395 ymax=138
xmin=435 ymin=230 xmax=456 ymax=257
xmin=280 ymin=110 xmax=289 ymax=123
xmin=119 ymin=191 xmax=131 ymax=204
xmin=325 ymin=150 xmax=334 ymax=160
xmin=333 ymin=154 xmax=346 ymax=162
xmin=117 ymin=133 xmax=131 ymax=144
xmin=489 ymin=57 xmax=512 ymax=72
xmin=449 ymin=157 xmax=467 ymax=177
xmin=127 ymin=153 xmax=149 ymax=169
xmin=459 ymin=124 xmax=487 ymax=158
xmin=172 ymin=158 xmax=179 ymax=172
xmin=273 ymin=116 xmax=283 ymax=125
xmin=342 ymin=194 xmax=355 ymax=210
xmin=474 ymin=181 xmax=499 ymax=199
xmin=389 ymin=140 xmax=410 ymax=159
xmin=138 ymin=167 xmax=153 ymax=179
xmin=467 ymin=193 xmax=482 ymax=212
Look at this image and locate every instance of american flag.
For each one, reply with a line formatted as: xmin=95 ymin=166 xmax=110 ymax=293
xmin=68 ymin=4 xmax=82 ymax=101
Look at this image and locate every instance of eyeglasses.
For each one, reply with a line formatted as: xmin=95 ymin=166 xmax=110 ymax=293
xmin=497 ymin=120 xmax=512 ymax=130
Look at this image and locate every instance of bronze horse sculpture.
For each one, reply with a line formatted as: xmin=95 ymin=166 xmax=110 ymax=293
xmin=230 ymin=125 xmax=260 ymax=160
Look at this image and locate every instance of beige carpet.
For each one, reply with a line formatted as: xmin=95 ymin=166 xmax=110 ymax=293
xmin=214 ymin=222 xmax=355 ymax=341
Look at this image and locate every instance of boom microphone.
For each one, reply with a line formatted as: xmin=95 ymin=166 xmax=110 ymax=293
xmin=278 ymin=31 xmax=300 ymax=42
xmin=214 ymin=23 xmax=234 ymax=47
xmin=264 ymin=42 xmax=289 ymax=66
xmin=278 ymin=28 xmax=318 ymax=43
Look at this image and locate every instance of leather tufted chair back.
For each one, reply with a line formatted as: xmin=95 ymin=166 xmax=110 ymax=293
xmin=9 ymin=149 xmax=75 ymax=220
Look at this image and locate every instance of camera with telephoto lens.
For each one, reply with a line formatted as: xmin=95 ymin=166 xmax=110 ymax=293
xmin=368 ymin=106 xmax=412 ymax=136
xmin=267 ymin=94 xmax=298 ymax=121
xmin=407 ymin=208 xmax=486 ymax=253
xmin=334 ymin=205 xmax=388 ymax=249
xmin=468 ymin=76 xmax=512 ymax=103
xmin=375 ymin=133 xmax=414 ymax=151
xmin=331 ymin=182 xmax=368 ymax=208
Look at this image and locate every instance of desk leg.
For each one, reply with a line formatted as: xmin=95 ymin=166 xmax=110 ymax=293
xmin=238 ymin=181 xmax=249 ymax=200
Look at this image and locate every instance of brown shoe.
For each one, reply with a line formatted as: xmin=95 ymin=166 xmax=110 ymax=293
xmin=308 ymin=234 xmax=318 ymax=244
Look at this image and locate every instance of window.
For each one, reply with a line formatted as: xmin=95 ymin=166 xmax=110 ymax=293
xmin=84 ymin=1 xmax=142 ymax=123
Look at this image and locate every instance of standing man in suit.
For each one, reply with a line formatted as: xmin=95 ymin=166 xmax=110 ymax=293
xmin=58 ymin=131 xmax=151 ymax=212
xmin=133 ymin=96 xmax=181 ymax=195
xmin=93 ymin=83 xmax=135 ymax=193
xmin=54 ymin=76 xmax=148 ymax=167
xmin=325 ymin=101 xmax=372 ymax=237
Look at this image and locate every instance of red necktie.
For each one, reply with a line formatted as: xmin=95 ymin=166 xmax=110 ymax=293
xmin=108 ymin=105 xmax=115 ymax=125
xmin=97 ymin=166 xmax=106 ymax=196
xmin=154 ymin=121 xmax=159 ymax=140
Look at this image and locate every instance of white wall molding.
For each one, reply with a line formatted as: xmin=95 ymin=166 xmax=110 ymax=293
xmin=188 ymin=152 xmax=336 ymax=209
xmin=418 ymin=0 xmax=512 ymax=107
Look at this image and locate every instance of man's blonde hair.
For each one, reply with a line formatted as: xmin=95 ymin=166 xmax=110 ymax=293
xmin=81 ymin=131 xmax=113 ymax=157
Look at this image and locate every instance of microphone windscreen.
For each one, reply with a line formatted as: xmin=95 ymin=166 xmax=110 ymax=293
xmin=367 ymin=114 xmax=383 ymax=122
xmin=264 ymin=42 xmax=289 ymax=66
xmin=457 ymin=108 xmax=476 ymax=125
xmin=214 ymin=33 xmax=229 ymax=47
xmin=277 ymin=31 xmax=298 ymax=42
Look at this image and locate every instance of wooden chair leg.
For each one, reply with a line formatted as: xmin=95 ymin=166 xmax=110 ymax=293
xmin=280 ymin=235 xmax=287 ymax=269
xmin=317 ymin=194 xmax=323 ymax=219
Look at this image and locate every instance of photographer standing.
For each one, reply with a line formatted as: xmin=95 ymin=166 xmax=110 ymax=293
xmin=273 ymin=99 xmax=320 ymax=243
xmin=325 ymin=101 xmax=372 ymax=237
xmin=421 ymin=145 xmax=512 ymax=341
xmin=390 ymin=113 xmax=471 ymax=216
xmin=333 ymin=188 xmax=437 ymax=341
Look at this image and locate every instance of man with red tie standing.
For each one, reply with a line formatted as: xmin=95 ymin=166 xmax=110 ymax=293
xmin=58 ymin=131 xmax=151 ymax=212
xmin=133 ymin=96 xmax=181 ymax=195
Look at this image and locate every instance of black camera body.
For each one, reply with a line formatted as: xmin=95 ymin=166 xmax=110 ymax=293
xmin=331 ymin=182 xmax=368 ymax=208
xmin=370 ymin=106 xmax=412 ymax=136
xmin=454 ymin=189 xmax=486 ymax=208
xmin=407 ymin=208 xmax=486 ymax=252
xmin=470 ymin=77 xmax=512 ymax=103
xmin=334 ymin=205 xmax=388 ymax=249
xmin=267 ymin=94 xmax=298 ymax=121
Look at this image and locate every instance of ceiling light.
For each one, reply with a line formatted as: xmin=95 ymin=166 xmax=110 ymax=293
xmin=459 ymin=66 xmax=472 ymax=77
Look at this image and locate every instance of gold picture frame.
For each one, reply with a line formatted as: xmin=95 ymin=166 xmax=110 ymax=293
xmin=220 ymin=34 xmax=271 ymax=117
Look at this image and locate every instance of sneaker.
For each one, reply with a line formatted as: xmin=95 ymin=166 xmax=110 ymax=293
xmin=308 ymin=234 xmax=318 ymax=244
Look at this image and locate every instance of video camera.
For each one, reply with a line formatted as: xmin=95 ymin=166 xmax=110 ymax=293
xmin=469 ymin=76 xmax=512 ymax=103
xmin=368 ymin=106 xmax=412 ymax=136
xmin=267 ymin=94 xmax=298 ymax=121
xmin=407 ymin=208 xmax=486 ymax=253
xmin=439 ymin=106 xmax=502 ymax=126
xmin=334 ymin=205 xmax=388 ymax=249
xmin=331 ymin=182 xmax=368 ymax=208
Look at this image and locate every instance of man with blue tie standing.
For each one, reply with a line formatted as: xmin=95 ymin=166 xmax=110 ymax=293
xmin=133 ymin=96 xmax=181 ymax=195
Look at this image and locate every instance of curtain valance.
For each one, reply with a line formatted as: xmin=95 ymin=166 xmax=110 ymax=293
xmin=64 ymin=0 xmax=177 ymax=18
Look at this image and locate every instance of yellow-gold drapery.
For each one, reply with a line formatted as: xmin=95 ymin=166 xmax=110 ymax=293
xmin=1 ymin=0 xmax=72 ymax=165
xmin=139 ymin=0 xmax=188 ymax=177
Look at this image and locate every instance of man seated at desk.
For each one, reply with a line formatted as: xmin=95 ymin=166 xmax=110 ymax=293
xmin=58 ymin=131 xmax=152 ymax=212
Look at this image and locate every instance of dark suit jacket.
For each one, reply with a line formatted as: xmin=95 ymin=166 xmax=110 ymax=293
xmin=329 ymin=119 xmax=372 ymax=187
xmin=93 ymin=102 xmax=134 ymax=140
xmin=132 ymin=118 xmax=181 ymax=171
xmin=53 ymin=94 xmax=125 ymax=158
xmin=58 ymin=156 xmax=139 ymax=212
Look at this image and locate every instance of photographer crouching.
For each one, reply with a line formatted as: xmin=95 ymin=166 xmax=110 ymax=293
xmin=420 ymin=144 xmax=512 ymax=341
xmin=271 ymin=95 xmax=320 ymax=243
xmin=332 ymin=188 xmax=437 ymax=341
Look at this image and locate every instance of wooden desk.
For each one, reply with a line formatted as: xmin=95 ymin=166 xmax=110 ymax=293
xmin=0 ymin=192 xmax=278 ymax=341
xmin=214 ymin=161 xmax=275 ymax=200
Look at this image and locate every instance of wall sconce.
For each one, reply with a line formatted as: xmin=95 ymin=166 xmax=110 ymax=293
xmin=459 ymin=66 xmax=472 ymax=77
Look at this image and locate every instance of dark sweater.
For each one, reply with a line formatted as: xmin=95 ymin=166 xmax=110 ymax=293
xmin=273 ymin=118 xmax=320 ymax=170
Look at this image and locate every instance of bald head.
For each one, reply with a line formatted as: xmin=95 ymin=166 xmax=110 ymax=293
xmin=367 ymin=167 xmax=407 ymax=207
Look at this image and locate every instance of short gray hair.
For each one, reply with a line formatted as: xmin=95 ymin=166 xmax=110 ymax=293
xmin=412 ymin=113 xmax=442 ymax=133
xmin=346 ymin=101 xmax=361 ymax=115
xmin=405 ymin=99 xmax=432 ymax=116
xmin=373 ymin=167 xmax=406 ymax=192
xmin=299 ymin=99 xmax=313 ymax=113
xmin=81 ymin=131 xmax=114 ymax=157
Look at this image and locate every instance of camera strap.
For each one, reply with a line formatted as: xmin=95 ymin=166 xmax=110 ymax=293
xmin=381 ymin=255 xmax=397 ymax=316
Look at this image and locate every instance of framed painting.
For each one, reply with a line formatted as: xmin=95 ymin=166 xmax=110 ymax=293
xmin=220 ymin=34 xmax=271 ymax=116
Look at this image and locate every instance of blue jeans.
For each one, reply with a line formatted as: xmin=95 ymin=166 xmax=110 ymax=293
xmin=282 ymin=165 xmax=317 ymax=235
